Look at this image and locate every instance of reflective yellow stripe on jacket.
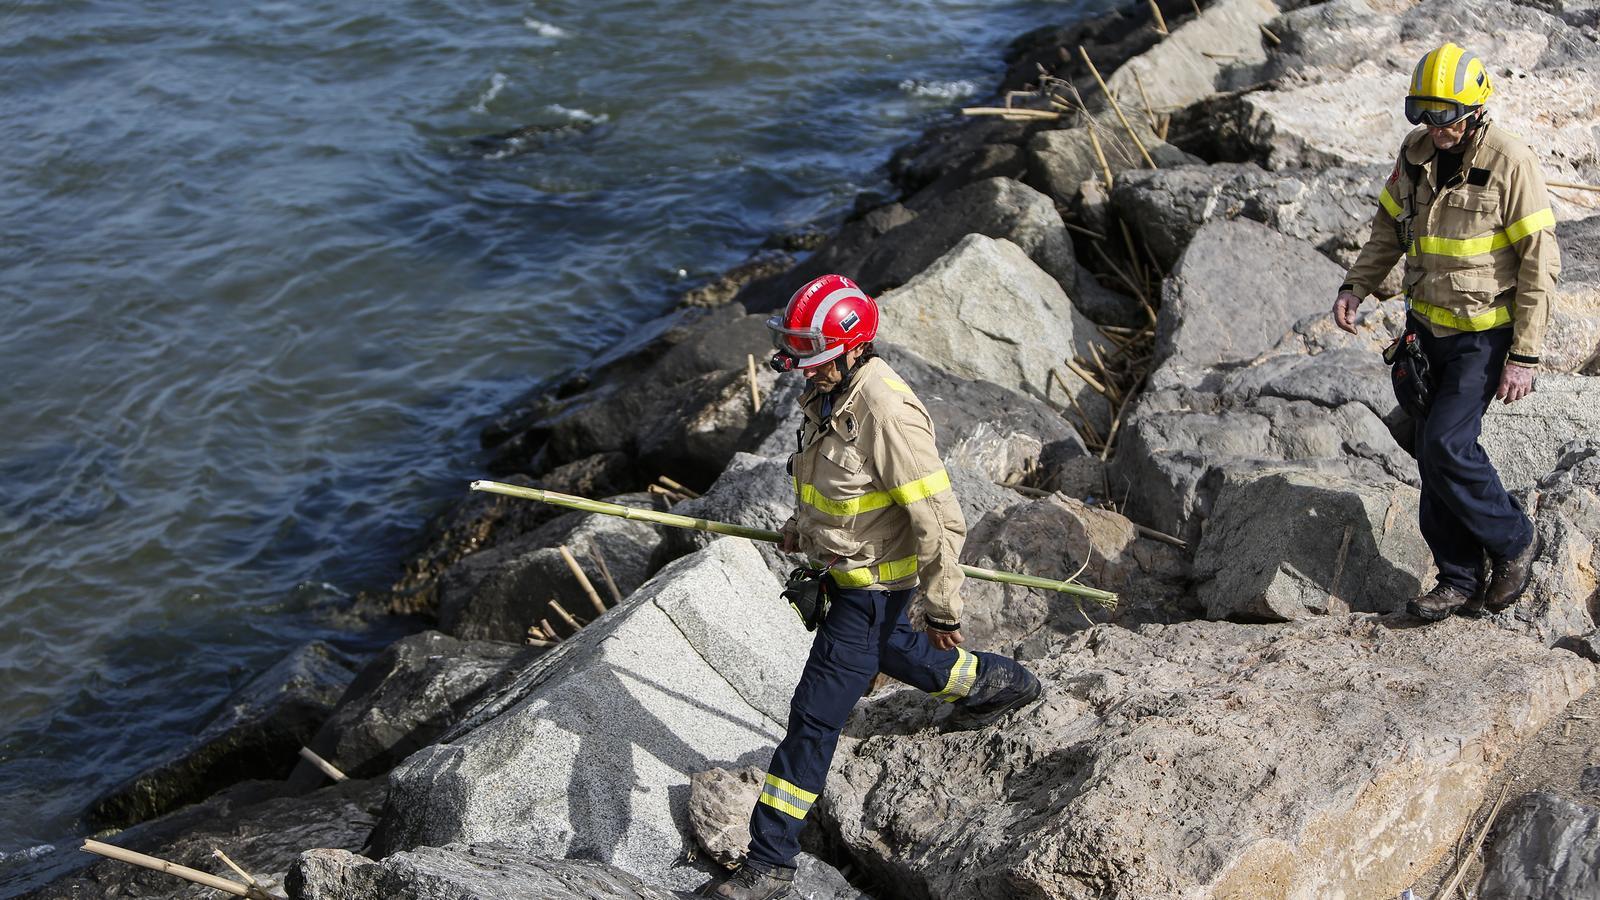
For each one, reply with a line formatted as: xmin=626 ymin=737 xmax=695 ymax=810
xmin=794 ymin=469 xmax=952 ymax=518
xmin=1407 ymin=297 xmax=1513 ymax=331
xmin=1407 ymin=208 xmax=1556 ymax=259
xmin=831 ymin=554 xmax=919 ymax=588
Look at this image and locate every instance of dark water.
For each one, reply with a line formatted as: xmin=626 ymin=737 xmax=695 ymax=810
xmin=0 ymin=0 xmax=1096 ymax=890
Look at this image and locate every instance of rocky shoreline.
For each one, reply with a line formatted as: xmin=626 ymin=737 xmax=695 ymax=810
xmin=25 ymin=0 xmax=1600 ymax=896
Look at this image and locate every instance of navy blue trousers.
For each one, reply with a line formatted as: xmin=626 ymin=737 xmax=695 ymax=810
xmin=746 ymin=585 xmax=986 ymax=869
xmin=1411 ymin=318 xmax=1533 ymax=593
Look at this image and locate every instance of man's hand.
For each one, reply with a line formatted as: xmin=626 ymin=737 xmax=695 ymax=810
xmin=1498 ymin=364 xmax=1535 ymax=404
xmin=778 ymin=518 xmax=799 ymax=553
xmin=1332 ymin=290 xmax=1363 ymax=334
xmin=927 ymin=628 xmax=963 ymax=651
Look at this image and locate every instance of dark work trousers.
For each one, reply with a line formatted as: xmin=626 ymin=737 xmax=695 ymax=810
xmin=1411 ymin=316 xmax=1534 ymax=593
xmin=746 ymin=584 xmax=988 ymax=870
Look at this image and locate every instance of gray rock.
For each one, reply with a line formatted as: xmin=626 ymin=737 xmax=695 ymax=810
xmin=656 ymin=453 xmax=797 ymax=584
xmin=1581 ymin=765 xmax=1600 ymax=801
xmin=1219 ymin=346 xmax=1398 ymax=421
xmin=289 ymin=631 xmax=531 ymax=789
xmin=1546 ymin=214 xmax=1600 ymax=374
xmin=1103 ymin=0 xmax=1281 ymax=114
xmin=822 ymin=616 xmax=1594 ymax=899
xmin=87 ymin=641 xmax=357 ymax=830
xmin=288 ymin=845 xmax=690 ymax=900
xmin=1479 ymin=441 xmax=1600 ymax=645
xmin=733 ymin=176 xmax=1080 ymax=311
xmin=879 ymin=235 xmax=1109 ymax=423
xmin=1560 ymin=631 xmax=1600 ymax=664
xmin=1112 ymin=162 xmax=1388 ymax=273
xmin=372 ymin=539 xmax=806 ymax=894
xmin=437 ymin=495 xmax=662 ymax=643
xmin=1152 ymin=218 xmax=1346 ymax=391
xmin=1026 ymin=115 xmax=1200 ymax=209
xmin=1482 ymin=375 xmax=1600 ymax=492
xmin=1111 ymin=393 xmax=1413 ymax=544
xmin=1192 ymin=467 xmax=1430 ymax=621
xmin=28 ymin=778 xmax=383 ymax=900
xmin=1477 ymin=792 xmax=1600 ymax=900
xmin=1070 ymin=264 xmax=1145 ymax=327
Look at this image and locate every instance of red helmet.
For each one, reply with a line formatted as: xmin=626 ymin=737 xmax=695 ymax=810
xmin=766 ymin=274 xmax=879 ymax=371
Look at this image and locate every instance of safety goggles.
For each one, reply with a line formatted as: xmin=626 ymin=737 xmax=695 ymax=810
xmin=1404 ymin=96 xmax=1476 ymax=128
xmin=766 ymin=316 xmax=844 ymax=372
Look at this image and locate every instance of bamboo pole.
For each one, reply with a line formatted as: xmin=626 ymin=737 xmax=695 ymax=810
xmin=746 ymin=354 xmax=762 ymax=412
xmin=1078 ymin=46 xmax=1156 ymax=169
xmin=81 ymin=840 xmax=282 ymax=899
xmin=589 ymin=546 xmax=624 ymax=606
xmin=470 ymin=481 xmax=1118 ymax=606
xmin=539 ymin=618 xmax=562 ymax=642
xmin=1259 ymin=24 xmax=1281 ymax=45
xmin=1191 ymin=0 xmax=1201 ymax=13
xmin=1063 ymin=221 xmax=1107 ymax=241
xmin=298 ymin=746 xmax=348 ymax=783
xmin=1548 ymin=180 xmax=1600 ymax=192
xmin=525 ymin=631 xmax=557 ymax=648
xmin=1064 ymin=357 xmax=1110 ymax=397
xmin=559 ymin=544 xmax=608 ymax=616
xmin=959 ymin=107 xmax=1060 ymax=119
xmin=1147 ymin=0 xmax=1169 ymax=34
xmin=1434 ymin=782 xmax=1511 ymax=900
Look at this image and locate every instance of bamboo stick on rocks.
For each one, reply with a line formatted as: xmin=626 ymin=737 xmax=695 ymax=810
xmin=82 ymin=841 xmax=283 ymax=900
xmin=1133 ymin=68 xmax=1160 ymax=130
xmin=549 ymin=600 xmax=581 ymax=634
xmin=1549 ymin=180 xmax=1600 ymax=193
xmin=1078 ymin=45 xmax=1156 ymax=169
xmin=960 ymin=106 xmax=1060 ymax=120
xmin=1086 ymin=125 xmax=1115 ymax=191
xmin=298 ymin=746 xmax=348 ymax=783
xmin=213 ymin=849 xmax=261 ymax=890
xmin=746 ymin=354 xmax=761 ymax=412
xmin=470 ymin=481 xmax=1118 ymax=605
xmin=559 ymin=544 xmax=608 ymax=616
xmin=539 ymin=618 xmax=562 ymax=643
xmin=1147 ymin=0 xmax=1169 ymax=33
xmin=657 ymin=475 xmax=700 ymax=499
xmin=1063 ymin=221 xmax=1106 ymax=241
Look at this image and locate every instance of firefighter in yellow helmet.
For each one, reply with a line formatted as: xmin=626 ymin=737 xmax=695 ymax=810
xmin=1332 ymin=43 xmax=1561 ymax=620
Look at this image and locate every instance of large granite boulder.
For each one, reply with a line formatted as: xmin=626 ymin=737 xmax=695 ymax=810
xmin=371 ymin=539 xmax=806 ymax=894
xmin=1026 ymin=114 xmax=1200 ymax=209
xmin=820 ymin=616 xmax=1594 ymax=899
xmin=1104 ymin=0 xmax=1280 ymax=115
xmin=1482 ymin=374 xmax=1600 ymax=492
xmin=1111 ymin=162 xmax=1387 ymax=272
xmin=288 ymin=846 xmax=690 ymax=900
xmin=1192 ymin=467 xmax=1430 ymax=621
xmin=1152 ymin=218 xmax=1347 ymax=391
xmin=1544 ymin=214 xmax=1600 ymax=374
xmin=655 ymin=453 xmax=798 ymax=583
xmin=1219 ymin=345 xmax=1398 ymax=421
xmin=86 ymin=642 xmax=357 ymax=830
xmin=436 ymin=494 xmax=662 ymax=643
xmin=289 ymin=631 xmax=531 ymax=789
xmin=879 ymin=235 xmax=1109 ymax=422
xmin=1477 ymin=792 xmax=1600 ymax=900
xmin=1111 ymin=392 xmax=1414 ymax=544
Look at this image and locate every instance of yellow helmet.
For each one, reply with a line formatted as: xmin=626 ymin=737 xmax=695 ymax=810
xmin=1406 ymin=43 xmax=1494 ymax=126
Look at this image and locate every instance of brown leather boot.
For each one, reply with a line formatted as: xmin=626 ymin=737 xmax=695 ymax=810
xmin=703 ymin=861 xmax=796 ymax=899
xmin=1473 ymin=536 xmax=1538 ymax=615
xmin=1407 ymin=584 xmax=1472 ymax=621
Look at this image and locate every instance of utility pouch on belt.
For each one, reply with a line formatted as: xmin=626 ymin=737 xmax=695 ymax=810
xmin=1384 ymin=327 xmax=1434 ymax=418
xmin=781 ymin=566 xmax=831 ymax=632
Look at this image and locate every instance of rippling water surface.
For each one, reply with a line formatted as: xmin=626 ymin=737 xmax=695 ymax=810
xmin=0 ymin=0 xmax=1096 ymax=889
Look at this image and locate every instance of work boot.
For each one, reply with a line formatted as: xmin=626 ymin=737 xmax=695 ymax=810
xmin=1469 ymin=536 xmax=1539 ymax=616
xmin=702 ymin=860 xmax=796 ymax=900
xmin=946 ymin=655 xmax=1042 ymax=731
xmin=1407 ymin=584 xmax=1472 ymax=621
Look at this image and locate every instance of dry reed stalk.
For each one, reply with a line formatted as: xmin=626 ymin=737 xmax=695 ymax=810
xmin=657 ymin=475 xmax=700 ymax=498
xmin=1147 ymin=0 xmax=1169 ymax=32
xmin=539 ymin=618 xmax=562 ymax=642
xmin=213 ymin=849 xmax=261 ymax=890
xmin=298 ymin=746 xmax=348 ymax=783
xmin=589 ymin=545 xmax=624 ymax=606
xmin=746 ymin=354 xmax=761 ymax=412
xmin=1132 ymin=68 xmax=1160 ymax=130
xmin=1086 ymin=125 xmax=1116 ymax=191
xmin=82 ymin=841 xmax=281 ymax=899
xmin=1260 ymin=24 xmax=1281 ymax=44
xmin=1549 ymin=180 xmax=1600 ymax=192
xmin=1088 ymin=343 xmax=1121 ymax=404
xmin=1064 ymin=221 xmax=1107 ymax=241
xmin=1065 ymin=358 xmax=1110 ymax=396
xmin=549 ymin=600 xmax=581 ymax=634
xmin=559 ymin=544 xmax=608 ymax=616
xmin=960 ymin=107 xmax=1060 ymax=120
xmin=1078 ymin=46 xmax=1156 ymax=168
xmin=1435 ymin=781 xmax=1511 ymax=900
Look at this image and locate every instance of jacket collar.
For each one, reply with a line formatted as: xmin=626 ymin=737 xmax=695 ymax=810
xmin=1403 ymin=117 xmax=1492 ymax=169
xmin=799 ymin=356 xmax=883 ymax=429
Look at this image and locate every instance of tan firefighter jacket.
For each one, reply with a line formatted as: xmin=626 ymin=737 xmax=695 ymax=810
xmin=1342 ymin=120 xmax=1560 ymax=366
xmin=785 ymin=356 xmax=967 ymax=627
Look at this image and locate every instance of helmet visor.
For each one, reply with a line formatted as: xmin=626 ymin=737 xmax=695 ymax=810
xmin=766 ymin=315 xmax=843 ymax=369
xmin=1405 ymin=96 xmax=1473 ymax=127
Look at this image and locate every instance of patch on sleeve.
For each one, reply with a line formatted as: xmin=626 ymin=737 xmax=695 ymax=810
xmin=1388 ymin=163 xmax=1400 ymax=184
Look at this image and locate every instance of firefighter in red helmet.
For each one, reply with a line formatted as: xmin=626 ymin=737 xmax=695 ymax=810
xmin=706 ymin=275 xmax=1042 ymax=899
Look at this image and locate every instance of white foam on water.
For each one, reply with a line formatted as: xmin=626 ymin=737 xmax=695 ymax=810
xmin=898 ymin=78 xmax=978 ymax=100
xmin=523 ymin=17 xmax=568 ymax=38
xmin=0 ymin=844 xmax=56 ymax=864
xmin=546 ymin=103 xmax=609 ymax=124
xmin=471 ymin=72 xmax=509 ymax=114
